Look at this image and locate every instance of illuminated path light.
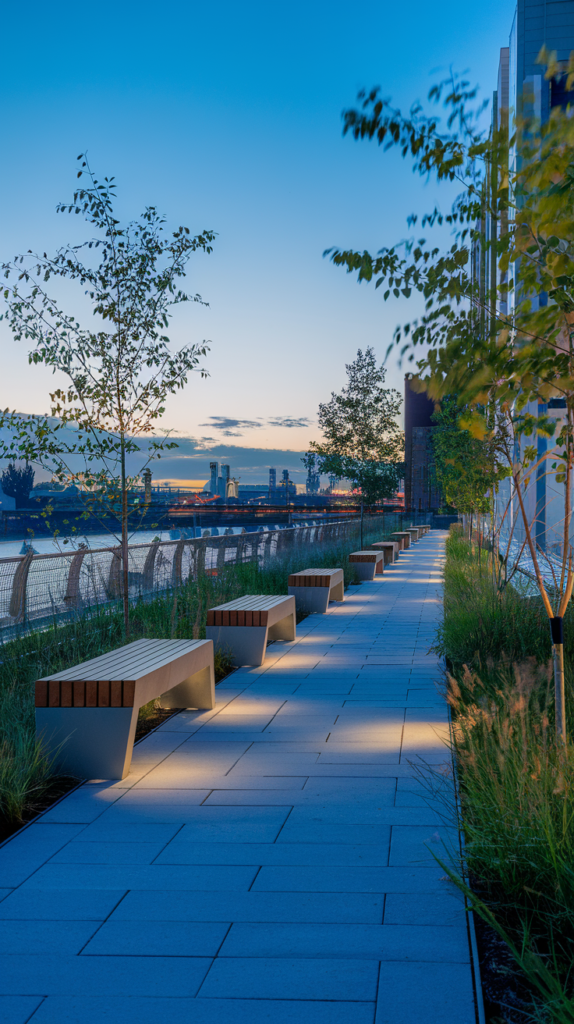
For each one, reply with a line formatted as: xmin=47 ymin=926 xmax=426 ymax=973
xmin=0 ymin=530 xmax=477 ymax=1023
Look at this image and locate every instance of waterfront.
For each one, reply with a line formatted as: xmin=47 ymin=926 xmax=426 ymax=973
xmin=0 ymin=523 xmax=306 ymax=560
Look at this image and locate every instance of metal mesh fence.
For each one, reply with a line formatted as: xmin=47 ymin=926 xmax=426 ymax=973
xmin=0 ymin=512 xmax=417 ymax=634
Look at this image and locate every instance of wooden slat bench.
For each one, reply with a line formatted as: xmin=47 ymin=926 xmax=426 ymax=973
xmin=418 ymin=524 xmax=431 ymax=534
xmin=206 ymin=595 xmax=296 ymax=667
xmin=367 ymin=541 xmax=399 ymax=565
xmin=390 ymin=531 xmax=411 ymax=550
xmin=348 ymin=550 xmax=385 ymax=581
xmin=406 ymin=528 xmax=420 ymax=543
xmin=287 ymin=568 xmax=344 ymax=613
xmin=35 ymin=638 xmax=215 ymax=781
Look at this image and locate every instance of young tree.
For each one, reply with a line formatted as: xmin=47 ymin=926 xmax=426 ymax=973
xmin=0 ymin=155 xmax=215 ymax=633
xmin=307 ymin=348 xmax=403 ymax=547
xmin=326 ymin=55 xmax=574 ymax=743
xmin=0 ymin=463 xmax=35 ymax=509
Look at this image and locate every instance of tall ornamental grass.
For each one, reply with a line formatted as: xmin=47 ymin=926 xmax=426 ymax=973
xmin=440 ymin=530 xmax=574 ymax=1022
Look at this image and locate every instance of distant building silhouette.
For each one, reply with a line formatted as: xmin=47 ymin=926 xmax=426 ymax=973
xmin=404 ymin=375 xmax=441 ymax=511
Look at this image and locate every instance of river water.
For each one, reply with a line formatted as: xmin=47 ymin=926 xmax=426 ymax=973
xmin=0 ymin=522 xmax=311 ymax=559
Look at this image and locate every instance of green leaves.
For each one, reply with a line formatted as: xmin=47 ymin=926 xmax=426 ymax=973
xmin=307 ymin=347 xmax=404 ymax=501
xmin=0 ymin=156 xmax=216 ymax=529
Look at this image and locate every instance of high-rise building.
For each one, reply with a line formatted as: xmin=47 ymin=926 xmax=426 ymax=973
xmin=209 ymin=462 xmax=218 ymax=495
xmin=480 ymin=4 xmax=574 ymax=556
xmin=404 ymin=376 xmax=441 ymax=511
xmin=268 ymin=468 xmax=276 ymax=498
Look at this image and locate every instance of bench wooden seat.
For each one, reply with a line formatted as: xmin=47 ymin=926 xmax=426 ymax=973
xmin=390 ymin=532 xmax=411 ymax=550
xmin=348 ymin=550 xmax=385 ymax=581
xmin=367 ymin=541 xmax=399 ymax=564
xmin=35 ymin=638 xmax=215 ymax=780
xmin=287 ymin=568 xmax=344 ymax=613
xmin=206 ymin=594 xmax=296 ymax=667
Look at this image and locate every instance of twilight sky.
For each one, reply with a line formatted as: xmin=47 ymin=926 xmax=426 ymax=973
xmin=1 ymin=0 xmax=515 ymax=485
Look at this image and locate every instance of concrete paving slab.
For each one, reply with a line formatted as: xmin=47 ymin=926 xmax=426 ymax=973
xmin=111 ymin=889 xmax=385 ymax=923
xmin=71 ymin=822 xmax=183 ymax=843
xmin=389 ymin=825 xmax=457 ymax=866
xmin=0 ymin=954 xmax=212 ymax=997
xmin=154 ymin=841 xmax=391 ymax=867
xmin=27 ymin=996 xmax=376 ymax=1024
xmin=19 ymin=863 xmax=258 ymax=890
xmin=384 ymin=891 xmax=466 ymax=926
xmin=0 ymin=996 xmax=45 ymax=1024
xmin=198 ymin=956 xmax=379 ymax=1000
xmin=49 ymin=841 xmax=173 ymax=864
xmin=375 ymin=962 xmax=475 ymax=1023
xmin=252 ymin=865 xmax=395 ymax=892
xmin=0 ymin=889 xmax=126 ymax=919
xmin=82 ymin=919 xmax=229 ymax=956
xmin=132 ymin=773 xmax=308 ymax=790
xmin=219 ymin=921 xmax=470 ymax=961
xmin=0 ymin=919 xmax=99 ymax=954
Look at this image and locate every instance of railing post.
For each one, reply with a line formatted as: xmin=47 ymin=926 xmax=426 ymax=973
xmin=9 ymin=551 xmax=34 ymax=623
xmin=64 ymin=549 xmax=87 ymax=610
xmin=172 ymin=539 xmax=186 ymax=587
xmin=216 ymin=536 xmax=226 ymax=573
xmin=142 ymin=541 xmax=160 ymax=593
xmin=107 ymin=547 xmax=122 ymax=600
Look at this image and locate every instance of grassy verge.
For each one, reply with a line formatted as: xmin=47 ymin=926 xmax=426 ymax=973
xmin=0 ymin=517 xmax=396 ymax=838
xmin=438 ymin=528 xmax=574 ymax=1023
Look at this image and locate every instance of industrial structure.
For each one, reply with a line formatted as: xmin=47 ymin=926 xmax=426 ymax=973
xmin=208 ymin=462 xmax=238 ymax=500
xmin=268 ymin=468 xmax=297 ymax=501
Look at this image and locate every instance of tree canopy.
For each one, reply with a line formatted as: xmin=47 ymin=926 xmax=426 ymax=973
xmin=0 ymin=155 xmax=215 ymax=629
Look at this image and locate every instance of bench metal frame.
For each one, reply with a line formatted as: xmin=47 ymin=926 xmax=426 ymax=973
xmin=390 ymin=532 xmax=411 ymax=550
xmin=348 ymin=550 xmax=385 ymax=581
xmin=367 ymin=542 xmax=399 ymax=565
xmin=287 ymin=568 xmax=344 ymax=614
xmin=35 ymin=638 xmax=215 ymax=780
xmin=206 ymin=595 xmax=296 ymax=667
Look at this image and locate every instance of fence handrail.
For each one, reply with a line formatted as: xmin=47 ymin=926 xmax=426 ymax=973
xmin=0 ymin=511 xmax=419 ymax=637
xmin=0 ymin=515 xmax=369 ymax=566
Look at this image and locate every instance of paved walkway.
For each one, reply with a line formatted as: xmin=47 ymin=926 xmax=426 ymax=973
xmin=0 ymin=530 xmax=477 ymax=1024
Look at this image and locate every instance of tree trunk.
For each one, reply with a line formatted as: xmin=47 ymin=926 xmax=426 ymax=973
xmin=551 ymin=617 xmax=567 ymax=744
xmin=120 ymin=435 xmax=130 ymax=637
xmin=360 ymin=498 xmax=364 ymax=549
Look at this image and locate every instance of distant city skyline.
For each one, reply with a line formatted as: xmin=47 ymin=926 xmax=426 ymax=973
xmin=1 ymin=0 xmax=515 ymax=458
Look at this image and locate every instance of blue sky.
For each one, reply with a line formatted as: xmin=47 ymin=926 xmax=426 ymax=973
xmin=1 ymin=0 xmax=516 ymax=485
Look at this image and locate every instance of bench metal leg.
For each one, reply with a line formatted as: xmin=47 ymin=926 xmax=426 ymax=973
xmin=352 ymin=562 xmax=377 ymax=581
xmin=331 ymin=580 xmax=344 ymax=602
xmin=206 ymin=625 xmax=269 ymax=667
xmin=268 ymin=612 xmax=296 ymax=642
xmin=160 ymin=664 xmax=215 ymax=710
xmin=36 ymin=707 xmax=137 ymax=781
xmin=288 ymin=585 xmax=330 ymax=614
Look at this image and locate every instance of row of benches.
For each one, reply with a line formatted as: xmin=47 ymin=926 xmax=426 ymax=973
xmin=35 ymin=525 xmax=430 ymax=780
